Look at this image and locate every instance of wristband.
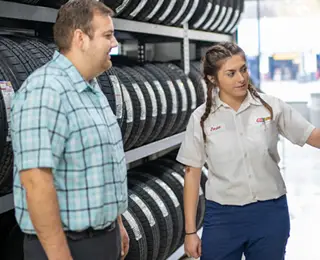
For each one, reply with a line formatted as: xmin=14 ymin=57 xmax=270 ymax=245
xmin=185 ymin=231 xmax=197 ymax=235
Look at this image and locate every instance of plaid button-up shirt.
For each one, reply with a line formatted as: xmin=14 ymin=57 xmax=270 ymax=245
xmin=11 ymin=51 xmax=128 ymax=234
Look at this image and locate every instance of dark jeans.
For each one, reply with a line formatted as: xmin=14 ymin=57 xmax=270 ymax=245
xmin=23 ymin=222 xmax=121 ymax=260
xmin=201 ymin=195 xmax=290 ymax=260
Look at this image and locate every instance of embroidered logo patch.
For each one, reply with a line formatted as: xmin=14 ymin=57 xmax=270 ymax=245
xmin=256 ymin=116 xmax=271 ymax=123
xmin=210 ymin=126 xmax=221 ymax=132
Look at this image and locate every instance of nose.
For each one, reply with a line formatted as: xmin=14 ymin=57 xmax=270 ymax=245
xmin=112 ymin=35 xmax=119 ymax=48
xmin=238 ymin=72 xmax=245 ymax=83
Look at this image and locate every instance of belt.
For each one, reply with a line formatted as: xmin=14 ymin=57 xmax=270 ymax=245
xmin=25 ymin=221 xmax=117 ymax=241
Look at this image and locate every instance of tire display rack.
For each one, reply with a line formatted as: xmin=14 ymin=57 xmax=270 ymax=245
xmin=0 ymin=0 xmax=243 ymax=259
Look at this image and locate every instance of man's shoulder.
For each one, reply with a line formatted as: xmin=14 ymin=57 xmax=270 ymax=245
xmin=19 ymin=61 xmax=72 ymax=95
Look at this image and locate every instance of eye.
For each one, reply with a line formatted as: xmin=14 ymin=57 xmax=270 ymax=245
xmin=227 ymin=72 xmax=235 ymax=77
xmin=241 ymin=67 xmax=247 ymax=73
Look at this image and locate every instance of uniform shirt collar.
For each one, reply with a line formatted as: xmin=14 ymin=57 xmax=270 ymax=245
xmin=212 ymin=90 xmax=262 ymax=112
xmin=52 ymin=50 xmax=98 ymax=93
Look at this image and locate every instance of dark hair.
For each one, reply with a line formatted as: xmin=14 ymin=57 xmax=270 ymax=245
xmin=200 ymin=42 xmax=273 ymax=142
xmin=53 ymin=0 xmax=114 ymax=52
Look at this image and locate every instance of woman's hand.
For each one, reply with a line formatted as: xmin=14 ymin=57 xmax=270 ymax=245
xmin=184 ymin=233 xmax=202 ymax=259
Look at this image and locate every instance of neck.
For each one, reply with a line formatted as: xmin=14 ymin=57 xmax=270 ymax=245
xmin=62 ymin=51 xmax=94 ymax=81
xmin=219 ymin=91 xmax=247 ymax=111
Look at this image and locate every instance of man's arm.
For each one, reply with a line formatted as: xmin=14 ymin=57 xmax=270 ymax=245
xmin=21 ymin=167 xmax=72 ymax=260
xmin=306 ymin=128 xmax=320 ymax=148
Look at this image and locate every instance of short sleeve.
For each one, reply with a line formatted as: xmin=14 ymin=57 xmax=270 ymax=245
xmin=11 ymin=84 xmax=68 ymax=172
xmin=176 ymin=112 xmax=206 ymax=168
xmin=277 ymin=98 xmax=315 ymax=146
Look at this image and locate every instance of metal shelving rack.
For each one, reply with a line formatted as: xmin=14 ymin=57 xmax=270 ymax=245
xmin=0 ymin=0 xmax=234 ymax=258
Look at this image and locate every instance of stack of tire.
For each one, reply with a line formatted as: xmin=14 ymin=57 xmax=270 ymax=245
xmin=7 ymin=0 xmax=245 ymax=35
xmin=122 ymin=153 xmax=208 ymax=260
xmin=0 ymin=35 xmax=206 ymax=192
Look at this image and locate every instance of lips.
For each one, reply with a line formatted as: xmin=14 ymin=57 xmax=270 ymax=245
xmin=235 ymin=83 xmax=246 ymax=88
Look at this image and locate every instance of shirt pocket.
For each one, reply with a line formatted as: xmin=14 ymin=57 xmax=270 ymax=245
xmin=205 ymin=124 xmax=236 ymax=163
xmin=247 ymin=119 xmax=278 ymax=156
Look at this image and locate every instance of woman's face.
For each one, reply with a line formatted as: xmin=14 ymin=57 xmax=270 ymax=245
xmin=216 ymin=54 xmax=249 ymax=99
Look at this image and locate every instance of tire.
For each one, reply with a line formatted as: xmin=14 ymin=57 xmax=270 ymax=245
xmin=128 ymin=189 xmax=160 ymax=260
xmin=97 ymin=67 xmax=124 ymax=127
xmin=8 ymin=36 xmax=52 ymax=67
xmin=216 ymin=0 xmax=235 ymax=33
xmin=122 ymin=209 xmax=148 ymax=260
xmin=162 ymin=0 xmax=185 ymax=26
xmin=166 ymin=63 xmax=197 ymax=132
xmin=209 ymin=0 xmax=228 ymax=32
xmin=149 ymin=0 xmax=177 ymax=24
xmin=157 ymin=158 xmax=206 ymax=231
xmin=130 ymin=0 xmax=165 ymax=22
xmin=143 ymin=63 xmax=178 ymax=140
xmin=156 ymin=63 xmax=188 ymax=135
xmin=133 ymin=66 xmax=167 ymax=143
xmin=122 ymin=66 xmax=157 ymax=147
xmin=188 ymin=0 xmax=212 ymax=29
xmin=173 ymin=0 xmax=199 ymax=26
xmin=120 ymin=83 xmax=134 ymax=146
xmin=226 ymin=0 xmax=244 ymax=34
xmin=103 ymin=0 xmax=133 ymax=16
xmin=113 ymin=67 xmax=146 ymax=150
xmin=129 ymin=172 xmax=183 ymax=255
xmin=188 ymin=65 xmax=207 ymax=106
xmin=201 ymin=0 xmax=222 ymax=31
xmin=128 ymin=178 xmax=173 ymax=260
xmin=0 ymin=36 xmax=40 ymax=87
xmin=118 ymin=0 xmax=149 ymax=20
xmin=0 ymin=64 xmax=14 ymax=194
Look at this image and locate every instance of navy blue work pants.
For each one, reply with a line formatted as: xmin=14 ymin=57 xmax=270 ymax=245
xmin=201 ymin=195 xmax=290 ymax=260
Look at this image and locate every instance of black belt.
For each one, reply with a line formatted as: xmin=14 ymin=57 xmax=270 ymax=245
xmin=25 ymin=221 xmax=117 ymax=241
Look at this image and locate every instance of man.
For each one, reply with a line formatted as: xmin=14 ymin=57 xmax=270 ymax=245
xmin=10 ymin=1 xmax=129 ymax=259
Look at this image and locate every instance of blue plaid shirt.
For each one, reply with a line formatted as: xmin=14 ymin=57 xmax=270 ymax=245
xmin=11 ymin=51 xmax=128 ymax=234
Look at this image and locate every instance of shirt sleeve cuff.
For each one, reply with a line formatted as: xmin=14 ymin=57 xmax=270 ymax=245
xmin=299 ymin=124 xmax=316 ymax=146
xmin=176 ymin=156 xmax=204 ymax=168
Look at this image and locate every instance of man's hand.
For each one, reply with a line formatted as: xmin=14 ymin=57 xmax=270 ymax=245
xmin=118 ymin=216 xmax=130 ymax=259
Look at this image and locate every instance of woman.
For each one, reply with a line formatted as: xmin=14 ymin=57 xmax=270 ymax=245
xmin=176 ymin=42 xmax=320 ymax=260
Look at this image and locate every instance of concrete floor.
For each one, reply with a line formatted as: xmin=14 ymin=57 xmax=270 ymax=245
xmin=182 ymin=80 xmax=320 ymax=260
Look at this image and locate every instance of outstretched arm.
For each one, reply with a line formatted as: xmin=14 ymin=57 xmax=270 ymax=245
xmin=306 ymin=128 xmax=320 ymax=148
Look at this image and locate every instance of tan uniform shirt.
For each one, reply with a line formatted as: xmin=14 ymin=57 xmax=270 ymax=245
xmin=176 ymin=91 xmax=315 ymax=206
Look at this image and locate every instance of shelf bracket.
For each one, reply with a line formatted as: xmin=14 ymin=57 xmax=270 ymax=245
xmin=181 ymin=23 xmax=190 ymax=75
xmin=138 ymin=41 xmax=146 ymax=64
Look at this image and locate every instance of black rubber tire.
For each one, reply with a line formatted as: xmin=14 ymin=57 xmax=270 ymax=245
xmin=136 ymin=163 xmax=185 ymax=250
xmin=122 ymin=66 xmax=157 ymax=147
xmin=0 ymin=63 xmax=14 ymax=194
xmin=122 ymin=209 xmax=148 ymax=260
xmin=133 ymin=66 xmax=167 ymax=143
xmin=143 ymin=63 xmax=178 ymax=140
xmin=188 ymin=0 xmax=211 ymax=29
xmin=120 ymin=83 xmax=133 ymax=146
xmin=128 ymin=178 xmax=173 ymax=260
xmin=113 ymin=67 xmax=146 ymax=150
xmin=103 ymin=0 xmax=133 ymax=16
xmin=97 ymin=67 xmax=124 ymax=127
xmin=13 ymin=0 xmax=40 ymax=5
xmin=128 ymin=189 xmax=160 ymax=260
xmin=149 ymin=0 xmax=177 ymax=24
xmin=162 ymin=0 xmax=184 ymax=26
xmin=158 ymin=158 xmax=206 ymax=231
xmin=117 ymin=0 xmax=147 ymax=20
xmin=129 ymin=0 xmax=164 ymax=22
xmin=172 ymin=0 xmax=198 ymax=26
xmin=226 ymin=0 xmax=245 ymax=34
xmin=0 ymin=36 xmax=40 ymax=87
xmin=156 ymin=63 xmax=188 ymax=135
xmin=188 ymin=64 xmax=207 ymax=107
xmin=215 ymin=0 xmax=235 ymax=33
xmin=201 ymin=0 xmax=222 ymax=31
xmin=128 ymin=171 xmax=183 ymax=255
xmin=166 ymin=63 xmax=197 ymax=132
xmin=209 ymin=0 xmax=228 ymax=32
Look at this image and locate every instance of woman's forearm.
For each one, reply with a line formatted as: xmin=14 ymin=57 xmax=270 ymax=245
xmin=184 ymin=166 xmax=202 ymax=233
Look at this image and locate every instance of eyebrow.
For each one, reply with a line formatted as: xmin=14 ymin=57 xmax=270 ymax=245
xmin=103 ymin=30 xmax=114 ymax=34
xmin=224 ymin=64 xmax=247 ymax=72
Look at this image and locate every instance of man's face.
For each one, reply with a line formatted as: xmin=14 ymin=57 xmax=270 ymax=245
xmin=85 ymin=13 xmax=118 ymax=75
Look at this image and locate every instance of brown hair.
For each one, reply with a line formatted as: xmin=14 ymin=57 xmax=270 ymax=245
xmin=200 ymin=42 xmax=273 ymax=142
xmin=53 ymin=0 xmax=114 ymax=52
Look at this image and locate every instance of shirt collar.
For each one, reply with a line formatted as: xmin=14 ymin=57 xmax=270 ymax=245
xmin=212 ymin=90 xmax=262 ymax=112
xmin=52 ymin=50 xmax=97 ymax=93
